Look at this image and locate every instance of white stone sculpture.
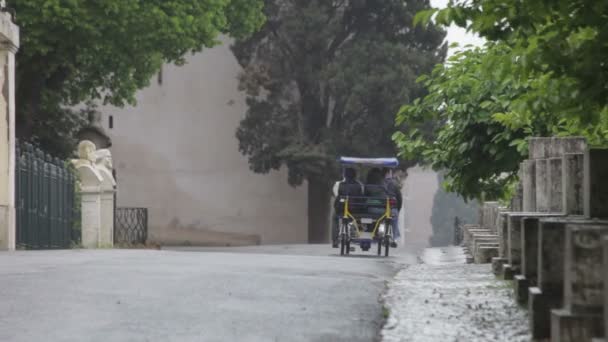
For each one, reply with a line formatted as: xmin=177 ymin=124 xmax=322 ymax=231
xmin=94 ymin=148 xmax=116 ymax=190
xmin=71 ymin=140 xmax=116 ymax=248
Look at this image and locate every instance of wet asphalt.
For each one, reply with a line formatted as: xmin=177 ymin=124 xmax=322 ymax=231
xmin=0 ymin=245 xmax=417 ymax=342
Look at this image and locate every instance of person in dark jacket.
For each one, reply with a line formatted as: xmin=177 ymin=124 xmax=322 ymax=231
xmin=382 ymin=167 xmax=402 ymax=247
xmin=332 ymin=167 xmax=363 ymax=247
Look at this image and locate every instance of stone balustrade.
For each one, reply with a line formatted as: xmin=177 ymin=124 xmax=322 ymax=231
xmin=467 ymin=137 xmax=608 ymax=341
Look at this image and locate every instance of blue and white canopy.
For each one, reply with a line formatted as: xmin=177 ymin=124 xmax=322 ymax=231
xmin=338 ymin=156 xmax=399 ymax=168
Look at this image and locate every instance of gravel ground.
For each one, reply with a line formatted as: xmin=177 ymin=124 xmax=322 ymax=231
xmin=381 ymin=247 xmax=530 ymax=342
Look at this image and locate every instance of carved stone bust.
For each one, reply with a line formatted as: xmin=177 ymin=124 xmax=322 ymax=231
xmin=71 ymin=140 xmax=116 ymax=190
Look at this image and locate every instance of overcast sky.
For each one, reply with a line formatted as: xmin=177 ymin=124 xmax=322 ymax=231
xmin=429 ymin=0 xmax=485 ymax=56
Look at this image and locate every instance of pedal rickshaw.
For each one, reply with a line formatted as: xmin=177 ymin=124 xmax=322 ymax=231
xmin=335 ymin=157 xmax=399 ymax=257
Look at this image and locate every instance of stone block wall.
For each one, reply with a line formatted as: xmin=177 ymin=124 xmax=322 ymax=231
xmin=467 ymin=137 xmax=608 ymax=341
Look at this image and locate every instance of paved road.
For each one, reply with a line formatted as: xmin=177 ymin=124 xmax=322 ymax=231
xmin=0 ymin=245 xmax=416 ymax=342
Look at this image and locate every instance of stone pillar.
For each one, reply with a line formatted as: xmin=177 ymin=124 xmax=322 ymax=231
xmin=563 ymin=153 xmax=585 ymax=216
xmin=80 ymin=187 xmax=102 ymax=248
xmin=97 ymin=150 xmax=116 ymax=247
xmin=523 ymin=160 xmax=537 ymax=212
xmin=551 ymin=224 xmax=608 ymax=342
xmin=548 ymin=157 xmax=564 ymax=213
xmin=71 ymin=140 xmax=117 ymax=248
xmin=584 ymin=149 xmax=608 ymax=218
xmin=536 ymin=159 xmax=550 ymax=212
xmin=529 ymin=137 xmax=551 ymax=159
xmin=506 ymin=214 xmax=524 ymax=279
xmin=0 ymin=12 xmax=19 ymax=251
xmin=99 ymin=190 xmax=115 ymax=247
xmin=563 ymin=225 xmax=608 ymax=315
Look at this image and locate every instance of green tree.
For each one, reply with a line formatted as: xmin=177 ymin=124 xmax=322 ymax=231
xmin=232 ymin=0 xmax=446 ymax=242
xmin=13 ymin=0 xmax=265 ymax=156
xmin=395 ymin=0 xmax=608 ymax=199
xmin=394 ymin=44 xmax=552 ymax=199
xmin=429 ymin=172 xmax=478 ymax=247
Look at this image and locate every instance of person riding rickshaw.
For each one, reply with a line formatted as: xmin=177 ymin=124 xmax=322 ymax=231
xmin=333 ymin=157 xmax=401 ymax=257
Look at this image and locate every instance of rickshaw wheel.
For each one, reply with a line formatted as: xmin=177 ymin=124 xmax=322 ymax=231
xmin=345 ymin=240 xmax=350 ymax=255
xmin=340 ymin=236 xmax=345 ymax=256
xmin=384 ymin=237 xmax=390 ymax=257
xmin=377 ymin=238 xmax=382 ymax=256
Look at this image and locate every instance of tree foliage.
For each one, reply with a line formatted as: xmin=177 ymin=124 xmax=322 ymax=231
xmin=232 ymin=0 xmax=446 ymax=187
xmin=394 ymin=0 xmax=608 ymax=199
xmin=13 ymin=0 xmax=265 ymax=156
xmin=395 ymin=44 xmax=553 ymax=199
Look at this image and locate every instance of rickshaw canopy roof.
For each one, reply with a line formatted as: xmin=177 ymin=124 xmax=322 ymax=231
xmin=338 ymin=156 xmax=399 ymax=168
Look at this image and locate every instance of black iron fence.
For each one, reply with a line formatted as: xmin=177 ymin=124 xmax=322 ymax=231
xmin=15 ymin=142 xmax=79 ymax=249
xmin=114 ymin=207 xmax=148 ymax=245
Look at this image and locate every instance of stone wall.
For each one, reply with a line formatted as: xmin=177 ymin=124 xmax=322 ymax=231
xmin=459 ymin=136 xmax=608 ymax=341
xmin=98 ymin=40 xmax=308 ymax=246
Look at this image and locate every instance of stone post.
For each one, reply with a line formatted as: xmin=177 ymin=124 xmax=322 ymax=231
xmin=536 ymin=159 xmax=550 ymax=212
xmin=548 ymin=157 xmax=564 ymax=213
xmin=74 ymin=162 xmax=102 ymax=248
xmin=551 ymin=224 xmax=608 ymax=342
xmin=0 ymin=12 xmax=19 ymax=251
xmin=563 ymin=225 xmax=608 ymax=315
xmin=584 ymin=149 xmax=608 ymax=218
xmin=522 ymin=160 xmax=537 ymax=212
xmin=96 ymin=149 xmax=116 ymax=247
xmin=529 ymin=137 xmax=551 ymax=159
xmin=71 ymin=140 xmax=115 ymax=248
xmin=563 ymin=153 xmax=585 ymax=216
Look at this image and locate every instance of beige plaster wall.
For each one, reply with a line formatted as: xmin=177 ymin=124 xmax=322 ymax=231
xmin=100 ymin=42 xmax=308 ymax=246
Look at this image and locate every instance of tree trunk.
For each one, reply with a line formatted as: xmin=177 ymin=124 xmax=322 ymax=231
xmin=307 ymin=178 xmax=332 ymax=243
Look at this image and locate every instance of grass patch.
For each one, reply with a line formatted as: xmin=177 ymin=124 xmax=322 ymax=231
xmin=382 ymin=305 xmax=390 ymax=319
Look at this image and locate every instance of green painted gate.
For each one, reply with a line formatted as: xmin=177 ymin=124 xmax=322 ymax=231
xmin=15 ymin=142 xmax=80 ymax=249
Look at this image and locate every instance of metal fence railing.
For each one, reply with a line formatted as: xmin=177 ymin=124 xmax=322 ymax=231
xmin=15 ymin=142 xmax=79 ymax=249
xmin=114 ymin=207 xmax=148 ymax=245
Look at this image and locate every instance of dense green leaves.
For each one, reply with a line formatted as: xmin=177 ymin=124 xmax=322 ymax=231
xmin=14 ymin=0 xmax=265 ymax=156
xmin=233 ymin=0 xmax=446 ymax=186
xmin=395 ymin=0 xmax=608 ymax=199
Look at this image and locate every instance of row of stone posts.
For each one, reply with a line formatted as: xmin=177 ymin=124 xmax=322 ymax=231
xmin=459 ymin=137 xmax=608 ymax=341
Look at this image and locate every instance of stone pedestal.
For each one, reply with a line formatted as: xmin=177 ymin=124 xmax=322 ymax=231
xmin=563 ymin=153 xmax=584 ymax=215
xmin=80 ymin=189 xmax=102 ymax=248
xmin=549 ymin=157 xmax=564 ymax=212
xmin=551 ymin=308 xmax=604 ymax=342
xmin=529 ymin=137 xmax=551 ymax=159
xmin=584 ymin=149 xmax=608 ymax=218
xmin=507 ymin=213 xmax=563 ymax=276
xmin=522 ymin=160 xmax=537 ymax=212
xmin=564 ymin=224 xmax=608 ymax=315
xmin=97 ymin=157 xmax=116 ymax=248
xmin=72 ymin=142 xmax=106 ymax=248
xmin=515 ymin=214 xmax=563 ymax=304
xmin=529 ymin=286 xmax=552 ymax=339
xmin=498 ymin=212 xmax=509 ymax=258
xmin=514 ymin=274 xmax=529 ymax=305
xmin=99 ymin=191 xmax=115 ymax=247
xmin=536 ymin=221 xmax=608 ymax=341
xmin=0 ymin=12 xmax=19 ymax=250
xmin=507 ymin=214 xmax=524 ymax=273
xmin=536 ymin=159 xmax=550 ymax=212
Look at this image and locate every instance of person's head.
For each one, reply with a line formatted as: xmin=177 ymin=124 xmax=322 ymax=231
xmin=343 ymin=167 xmax=357 ymax=181
xmin=382 ymin=167 xmax=393 ymax=178
xmin=366 ymin=168 xmax=382 ymax=185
